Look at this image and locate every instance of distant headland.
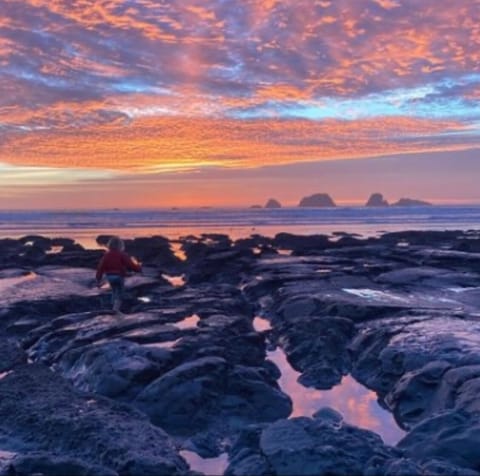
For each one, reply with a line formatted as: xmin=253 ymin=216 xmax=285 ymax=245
xmin=250 ymin=193 xmax=433 ymax=208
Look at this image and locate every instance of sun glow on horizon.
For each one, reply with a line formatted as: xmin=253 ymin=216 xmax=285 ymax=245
xmin=0 ymin=0 xmax=479 ymax=207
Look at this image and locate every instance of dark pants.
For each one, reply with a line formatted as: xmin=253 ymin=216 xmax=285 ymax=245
xmin=105 ymin=274 xmax=124 ymax=309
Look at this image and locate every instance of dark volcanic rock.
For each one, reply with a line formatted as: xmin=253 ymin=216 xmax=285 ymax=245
xmin=265 ymin=198 xmax=282 ymax=209
xmin=272 ymin=233 xmax=330 ymax=252
xmin=0 ymin=338 xmax=27 ymax=372
xmin=6 ymin=230 xmax=480 ymax=473
xmin=4 ymin=452 xmax=117 ymax=476
xmin=134 ymin=356 xmax=292 ymax=436
xmin=18 ymin=235 xmax=52 ymax=250
xmin=227 ymin=414 xmax=397 ymax=476
xmin=298 ymin=193 xmax=336 ymax=207
xmin=57 ymin=339 xmax=174 ymax=401
xmin=0 ymin=363 xmax=190 ymax=475
xmin=366 ymin=193 xmax=389 ymax=207
xmin=398 ymin=410 xmax=480 ymax=471
xmin=276 ymin=316 xmax=355 ymax=389
xmin=351 ymin=315 xmax=480 ymax=429
xmin=186 ymin=248 xmax=254 ymax=285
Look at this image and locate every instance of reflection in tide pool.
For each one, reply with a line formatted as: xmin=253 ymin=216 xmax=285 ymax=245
xmin=174 ymin=314 xmax=200 ymax=329
xmin=162 ymin=274 xmax=185 ymax=287
xmin=0 ymin=371 xmax=12 ymax=380
xmin=180 ymin=450 xmax=228 ymax=476
xmin=268 ymin=347 xmax=405 ymax=446
xmin=144 ymin=338 xmax=181 ymax=349
xmin=253 ymin=316 xmax=272 ymax=332
xmin=170 ymin=242 xmax=187 ymax=261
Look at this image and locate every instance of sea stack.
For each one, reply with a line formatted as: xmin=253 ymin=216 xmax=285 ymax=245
xmin=392 ymin=198 xmax=433 ymax=206
xmin=366 ymin=193 xmax=389 ymax=207
xmin=265 ymin=198 xmax=282 ymax=209
xmin=298 ymin=193 xmax=336 ymax=207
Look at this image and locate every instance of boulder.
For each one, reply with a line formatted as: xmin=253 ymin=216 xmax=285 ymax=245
xmin=276 ymin=316 xmax=355 ymax=389
xmin=0 ymin=363 xmax=190 ymax=475
xmin=227 ymin=415 xmax=397 ymax=476
xmin=134 ymin=356 xmax=292 ymax=435
xmin=398 ymin=410 xmax=480 ymax=471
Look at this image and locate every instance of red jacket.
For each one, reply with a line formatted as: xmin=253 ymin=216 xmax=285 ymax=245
xmin=96 ymin=249 xmax=141 ymax=281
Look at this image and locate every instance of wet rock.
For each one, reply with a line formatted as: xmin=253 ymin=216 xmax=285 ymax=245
xmin=351 ymin=315 xmax=480 ymax=428
xmin=57 ymin=339 xmax=174 ymax=401
xmin=5 ymin=452 xmax=117 ymax=476
xmin=420 ymin=459 xmax=480 ymax=476
xmin=227 ymin=416 xmax=396 ymax=476
xmin=377 ymin=230 xmax=460 ymax=246
xmin=312 ymin=407 xmax=343 ymax=425
xmin=332 ymin=235 xmax=365 ymax=248
xmin=376 ymin=266 xmax=479 ymax=288
xmin=134 ymin=356 xmax=292 ymax=437
xmin=378 ymin=457 xmax=423 ymax=476
xmin=125 ymin=236 xmax=180 ymax=269
xmin=0 ymin=363 xmax=189 ymax=475
xmin=234 ymin=235 xmax=274 ymax=251
xmin=385 ymin=360 xmax=452 ymax=428
xmin=276 ymin=316 xmax=355 ymax=389
xmin=171 ymin=324 xmax=265 ymax=368
xmin=27 ymin=311 xmax=185 ymax=365
xmin=51 ymin=237 xmax=77 ymax=248
xmin=272 ymin=233 xmax=330 ymax=253
xmin=276 ymin=295 xmax=318 ymax=320
xmin=398 ymin=410 xmax=480 ymax=471
xmin=5 ymin=230 xmax=480 ymax=473
xmin=18 ymin=235 xmax=52 ymax=250
xmin=365 ymin=456 xmax=480 ymax=476
xmin=225 ymin=425 xmax=272 ymax=476
xmin=186 ymin=248 xmax=254 ymax=285
xmin=0 ymin=338 xmax=27 ymax=372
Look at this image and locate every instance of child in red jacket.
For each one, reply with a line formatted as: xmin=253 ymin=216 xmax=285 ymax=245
xmin=96 ymin=236 xmax=142 ymax=313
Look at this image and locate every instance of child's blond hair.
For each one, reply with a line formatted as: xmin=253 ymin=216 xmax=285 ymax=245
xmin=107 ymin=236 xmax=124 ymax=251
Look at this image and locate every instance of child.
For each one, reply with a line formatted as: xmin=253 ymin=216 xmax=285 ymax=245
xmin=96 ymin=236 xmax=142 ymax=313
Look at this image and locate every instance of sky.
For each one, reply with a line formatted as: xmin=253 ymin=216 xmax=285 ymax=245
xmin=1 ymin=0 xmax=480 ymax=208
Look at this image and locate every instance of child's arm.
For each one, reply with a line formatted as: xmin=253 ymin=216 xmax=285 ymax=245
xmin=123 ymin=253 xmax=142 ymax=273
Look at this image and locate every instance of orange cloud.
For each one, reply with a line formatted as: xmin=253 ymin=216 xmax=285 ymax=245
xmin=0 ymin=115 xmax=473 ymax=172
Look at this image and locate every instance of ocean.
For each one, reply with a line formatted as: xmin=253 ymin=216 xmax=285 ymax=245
xmin=1 ymin=206 xmax=479 ymax=248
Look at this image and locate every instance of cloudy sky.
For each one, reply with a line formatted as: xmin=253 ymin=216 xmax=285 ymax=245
xmin=1 ymin=0 xmax=479 ymax=208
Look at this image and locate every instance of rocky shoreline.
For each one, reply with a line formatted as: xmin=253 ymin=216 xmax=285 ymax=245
xmin=1 ymin=230 xmax=480 ymax=475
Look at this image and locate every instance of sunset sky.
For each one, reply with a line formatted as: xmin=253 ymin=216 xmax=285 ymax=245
xmin=1 ymin=0 xmax=480 ymax=208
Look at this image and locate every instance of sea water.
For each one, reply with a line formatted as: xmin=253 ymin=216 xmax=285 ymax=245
xmin=1 ymin=206 xmax=479 ymax=248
